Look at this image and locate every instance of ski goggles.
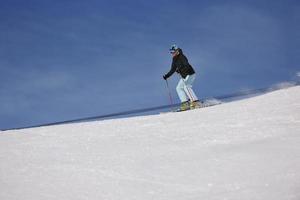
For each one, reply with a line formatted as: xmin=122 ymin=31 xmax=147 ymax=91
xmin=169 ymin=50 xmax=177 ymax=54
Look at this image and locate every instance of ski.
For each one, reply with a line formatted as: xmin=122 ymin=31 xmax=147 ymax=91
xmin=160 ymin=100 xmax=221 ymax=114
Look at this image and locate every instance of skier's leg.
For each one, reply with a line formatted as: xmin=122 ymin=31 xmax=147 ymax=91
xmin=176 ymin=79 xmax=190 ymax=111
xmin=183 ymin=74 xmax=199 ymax=102
xmin=176 ymin=79 xmax=189 ymax=102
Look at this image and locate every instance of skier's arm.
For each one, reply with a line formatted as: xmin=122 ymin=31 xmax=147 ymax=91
xmin=164 ymin=62 xmax=176 ymax=79
xmin=181 ymin=54 xmax=190 ymax=67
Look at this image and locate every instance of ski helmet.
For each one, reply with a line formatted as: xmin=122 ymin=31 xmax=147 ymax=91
xmin=169 ymin=44 xmax=178 ymax=53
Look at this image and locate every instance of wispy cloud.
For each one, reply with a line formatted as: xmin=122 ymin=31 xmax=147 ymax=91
xmin=270 ymin=82 xmax=298 ymax=90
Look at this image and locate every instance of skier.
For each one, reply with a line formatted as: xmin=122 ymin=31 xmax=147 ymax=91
xmin=163 ymin=44 xmax=201 ymax=111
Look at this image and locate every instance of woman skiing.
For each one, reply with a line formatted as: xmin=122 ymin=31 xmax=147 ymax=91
xmin=163 ymin=44 xmax=201 ymax=111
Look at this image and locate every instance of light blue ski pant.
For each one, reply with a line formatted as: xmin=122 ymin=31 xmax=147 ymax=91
xmin=176 ymin=74 xmax=199 ymax=102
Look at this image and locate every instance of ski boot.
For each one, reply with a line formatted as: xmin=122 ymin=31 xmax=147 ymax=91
xmin=190 ymin=100 xmax=201 ymax=109
xmin=177 ymin=101 xmax=190 ymax=112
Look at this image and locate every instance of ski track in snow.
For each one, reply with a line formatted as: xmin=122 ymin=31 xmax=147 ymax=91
xmin=0 ymin=86 xmax=300 ymax=200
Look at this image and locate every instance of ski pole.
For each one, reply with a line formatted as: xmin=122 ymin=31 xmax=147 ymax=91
xmin=165 ymin=79 xmax=174 ymax=106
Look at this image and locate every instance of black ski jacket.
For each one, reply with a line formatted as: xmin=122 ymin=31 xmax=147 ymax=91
xmin=164 ymin=48 xmax=195 ymax=79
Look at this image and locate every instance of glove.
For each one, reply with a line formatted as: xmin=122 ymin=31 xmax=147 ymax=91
xmin=163 ymin=74 xmax=168 ymax=80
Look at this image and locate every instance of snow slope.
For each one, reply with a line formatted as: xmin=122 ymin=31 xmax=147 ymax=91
xmin=1 ymin=86 xmax=300 ymax=200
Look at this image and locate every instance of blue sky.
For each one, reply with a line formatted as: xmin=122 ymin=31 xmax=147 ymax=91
xmin=1 ymin=0 xmax=299 ymax=130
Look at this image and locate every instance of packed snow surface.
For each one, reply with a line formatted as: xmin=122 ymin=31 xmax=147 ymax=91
xmin=1 ymin=86 xmax=300 ymax=200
